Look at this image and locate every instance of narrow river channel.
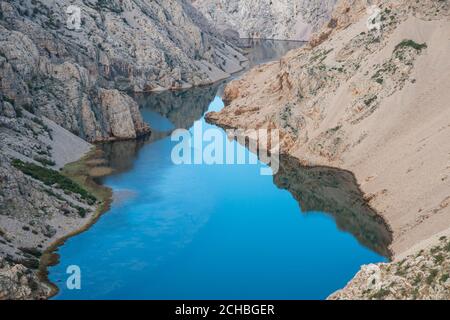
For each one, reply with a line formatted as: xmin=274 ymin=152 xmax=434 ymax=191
xmin=49 ymin=40 xmax=390 ymax=300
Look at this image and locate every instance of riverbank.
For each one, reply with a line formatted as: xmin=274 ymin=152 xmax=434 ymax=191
xmin=38 ymin=148 xmax=113 ymax=298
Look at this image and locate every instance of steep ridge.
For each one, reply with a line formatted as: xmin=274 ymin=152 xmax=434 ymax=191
xmin=0 ymin=0 xmax=246 ymax=299
xmin=192 ymin=0 xmax=336 ymax=41
xmin=206 ymin=0 xmax=450 ymax=299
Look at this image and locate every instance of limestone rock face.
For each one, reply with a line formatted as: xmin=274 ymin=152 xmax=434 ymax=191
xmin=329 ymin=237 xmax=450 ymax=300
xmin=192 ymin=0 xmax=337 ymax=40
xmin=0 ymin=258 xmax=51 ymax=300
xmin=97 ymin=89 xmax=146 ymax=141
xmin=0 ymin=0 xmax=246 ymax=142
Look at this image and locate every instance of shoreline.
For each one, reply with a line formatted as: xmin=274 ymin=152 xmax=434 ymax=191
xmin=205 ymin=115 xmax=395 ymax=260
xmin=37 ymin=148 xmax=113 ymax=299
xmin=34 ymin=46 xmax=254 ymax=299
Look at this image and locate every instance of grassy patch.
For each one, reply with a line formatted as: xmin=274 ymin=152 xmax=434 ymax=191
xmin=12 ymin=159 xmax=96 ymax=204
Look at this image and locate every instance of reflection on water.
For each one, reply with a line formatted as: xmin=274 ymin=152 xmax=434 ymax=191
xmin=100 ymin=83 xmax=223 ymax=177
xmin=135 ymin=83 xmax=222 ymax=131
xmin=102 ymin=145 xmax=393 ymax=259
xmin=275 ymin=155 xmax=392 ymax=257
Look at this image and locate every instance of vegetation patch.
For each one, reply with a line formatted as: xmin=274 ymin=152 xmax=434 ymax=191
xmin=33 ymin=156 xmax=56 ymax=167
xmin=370 ymin=287 xmax=390 ymax=299
xmin=364 ymin=95 xmax=378 ymax=107
xmin=61 ymin=148 xmax=113 ymax=214
xmin=426 ymin=269 xmax=439 ymax=285
xmin=12 ymin=159 xmax=96 ymax=205
xmin=19 ymin=247 xmax=42 ymax=258
xmin=395 ymin=40 xmax=427 ymax=52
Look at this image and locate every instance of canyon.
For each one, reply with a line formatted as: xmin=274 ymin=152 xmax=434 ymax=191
xmin=1 ymin=0 xmax=449 ymax=300
xmin=192 ymin=0 xmax=336 ymax=41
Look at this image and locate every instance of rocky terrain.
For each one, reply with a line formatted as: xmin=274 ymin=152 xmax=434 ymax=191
xmin=192 ymin=0 xmax=336 ymax=41
xmin=0 ymin=0 xmax=247 ymax=299
xmin=206 ymin=0 xmax=450 ymax=299
xmin=1 ymin=0 xmax=248 ymax=142
xmin=330 ymin=236 xmax=450 ymax=300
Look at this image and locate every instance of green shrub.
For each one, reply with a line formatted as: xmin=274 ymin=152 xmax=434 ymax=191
xmin=434 ymin=253 xmax=445 ymax=264
xmin=364 ymin=95 xmax=378 ymax=107
xmin=371 ymin=287 xmax=390 ymax=299
xmin=19 ymin=247 xmax=42 ymax=258
xmin=426 ymin=269 xmax=439 ymax=285
xmin=33 ymin=156 xmax=56 ymax=167
xmin=395 ymin=40 xmax=427 ymax=52
xmin=12 ymin=159 xmax=96 ymax=204
xmin=3 ymin=96 xmax=15 ymax=106
xmin=15 ymin=107 xmax=23 ymax=118
xmin=76 ymin=207 xmax=87 ymax=218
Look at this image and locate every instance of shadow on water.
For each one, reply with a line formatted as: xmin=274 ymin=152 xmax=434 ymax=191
xmin=101 ymin=94 xmax=393 ymax=259
xmin=274 ymin=154 xmax=393 ymax=258
xmin=100 ymin=83 xmax=223 ymax=177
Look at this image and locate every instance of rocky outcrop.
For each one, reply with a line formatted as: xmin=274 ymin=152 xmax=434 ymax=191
xmin=329 ymin=236 xmax=450 ymax=300
xmin=192 ymin=0 xmax=337 ymax=41
xmin=0 ymin=258 xmax=51 ymax=300
xmin=206 ymin=0 xmax=450 ymax=299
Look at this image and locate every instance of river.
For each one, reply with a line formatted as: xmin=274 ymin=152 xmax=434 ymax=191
xmin=48 ymin=40 xmax=391 ymax=300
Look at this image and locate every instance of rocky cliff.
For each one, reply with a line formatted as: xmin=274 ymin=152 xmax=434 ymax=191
xmin=330 ymin=235 xmax=450 ymax=300
xmin=192 ymin=0 xmax=336 ymax=41
xmin=0 ymin=0 xmax=246 ymax=299
xmin=206 ymin=0 xmax=450 ymax=299
xmin=0 ymin=0 xmax=247 ymax=142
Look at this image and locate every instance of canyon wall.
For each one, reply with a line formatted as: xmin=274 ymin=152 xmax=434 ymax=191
xmin=0 ymin=0 xmax=247 ymax=142
xmin=192 ymin=0 xmax=336 ymax=41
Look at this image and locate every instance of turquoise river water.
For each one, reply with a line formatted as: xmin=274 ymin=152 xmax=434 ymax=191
xmin=49 ymin=40 xmax=391 ymax=300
